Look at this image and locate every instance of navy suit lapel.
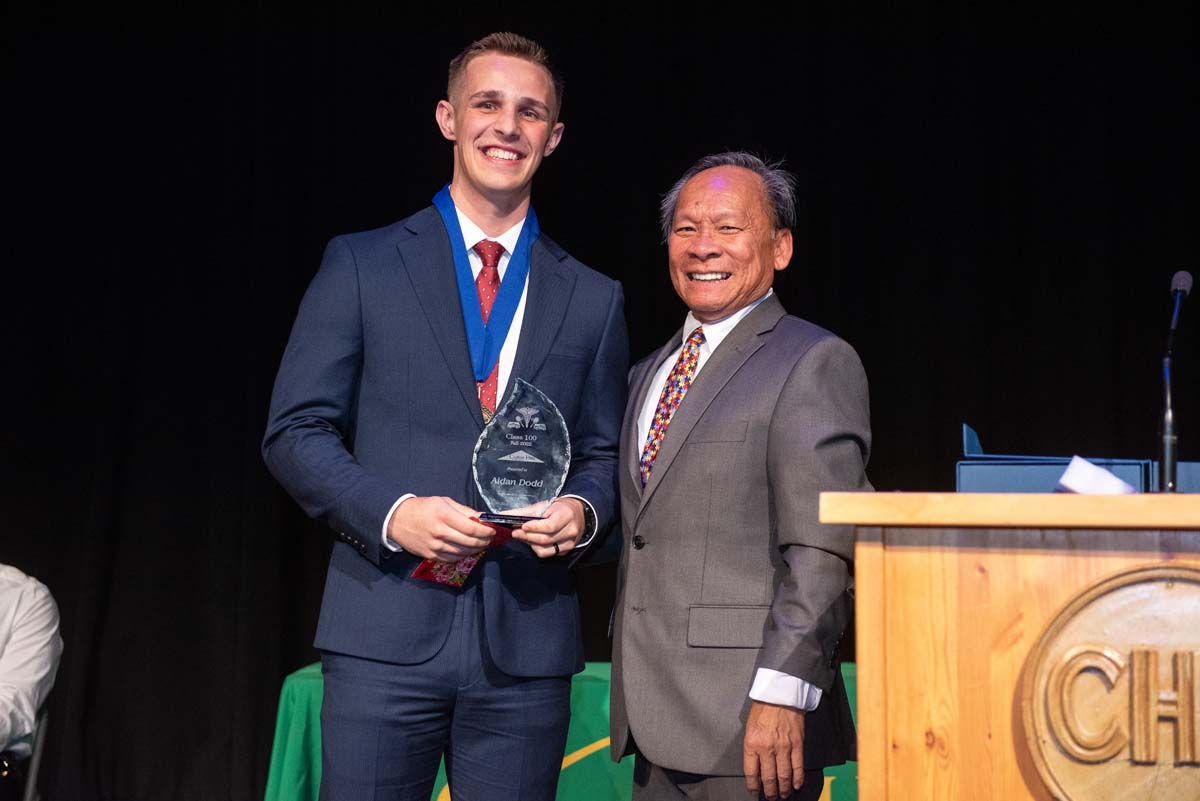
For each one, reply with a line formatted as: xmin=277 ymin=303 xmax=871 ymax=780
xmin=636 ymin=296 xmax=786 ymax=518
xmin=506 ymin=238 xmax=573 ymax=401
xmin=396 ymin=208 xmax=484 ymax=428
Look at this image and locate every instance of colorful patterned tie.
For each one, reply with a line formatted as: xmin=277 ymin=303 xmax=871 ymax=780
xmin=639 ymin=327 xmax=705 ymax=487
xmin=473 ymin=239 xmax=504 ymax=420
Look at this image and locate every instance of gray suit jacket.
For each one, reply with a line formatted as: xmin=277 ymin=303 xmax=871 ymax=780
xmin=610 ymin=294 xmax=870 ymax=775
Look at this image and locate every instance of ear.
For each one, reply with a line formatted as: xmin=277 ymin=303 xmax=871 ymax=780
xmin=435 ymin=100 xmax=457 ymax=142
xmin=773 ymin=228 xmax=793 ymax=272
xmin=543 ymin=121 xmax=565 ymax=157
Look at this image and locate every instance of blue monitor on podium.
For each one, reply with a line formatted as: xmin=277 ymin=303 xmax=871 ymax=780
xmin=955 ymin=424 xmax=1197 ymax=493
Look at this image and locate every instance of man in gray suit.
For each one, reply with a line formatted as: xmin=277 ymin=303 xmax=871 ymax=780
xmin=610 ymin=152 xmax=870 ymax=800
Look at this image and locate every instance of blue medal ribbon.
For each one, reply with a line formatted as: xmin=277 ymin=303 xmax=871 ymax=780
xmin=432 ymin=184 xmax=539 ymax=382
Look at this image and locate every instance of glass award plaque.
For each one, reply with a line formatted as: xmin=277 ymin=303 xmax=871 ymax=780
xmin=412 ymin=379 xmax=571 ymax=587
xmin=473 ymin=378 xmax=571 ymax=513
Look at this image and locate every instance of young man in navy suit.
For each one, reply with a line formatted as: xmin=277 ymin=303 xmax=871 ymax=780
xmin=263 ymin=32 xmax=627 ymax=801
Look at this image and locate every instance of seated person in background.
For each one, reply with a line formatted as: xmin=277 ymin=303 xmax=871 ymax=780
xmin=0 ymin=563 xmax=63 ymax=801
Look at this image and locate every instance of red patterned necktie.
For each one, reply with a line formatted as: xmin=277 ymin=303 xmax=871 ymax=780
xmin=473 ymin=239 xmax=504 ymax=419
xmin=639 ymin=327 xmax=705 ymax=487
xmin=411 ymin=239 xmax=506 ymax=588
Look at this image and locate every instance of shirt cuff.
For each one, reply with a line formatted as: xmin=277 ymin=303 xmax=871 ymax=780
xmin=748 ymin=668 xmax=823 ymax=712
xmin=558 ymin=494 xmax=597 ymax=548
xmin=381 ymin=494 xmax=415 ymax=552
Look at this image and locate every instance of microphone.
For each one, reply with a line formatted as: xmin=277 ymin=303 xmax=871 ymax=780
xmin=1160 ymin=270 xmax=1192 ymax=492
xmin=1168 ymin=270 xmax=1193 ymax=350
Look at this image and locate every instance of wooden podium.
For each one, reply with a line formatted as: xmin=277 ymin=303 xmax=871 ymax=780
xmin=820 ymin=493 xmax=1200 ymax=801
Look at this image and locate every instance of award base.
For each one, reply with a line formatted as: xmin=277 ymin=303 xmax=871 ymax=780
xmin=410 ymin=519 xmax=514 ymax=588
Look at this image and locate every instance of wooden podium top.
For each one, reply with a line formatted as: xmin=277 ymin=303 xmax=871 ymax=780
xmin=819 ymin=492 xmax=1200 ymax=529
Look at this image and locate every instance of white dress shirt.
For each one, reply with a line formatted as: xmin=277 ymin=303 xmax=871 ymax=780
xmin=382 ymin=209 xmax=596 ymax=551
xmin=0 ymin=564 xmax=63 ymax=757
xmin=635 ymin=290 xmax=822 ymax=712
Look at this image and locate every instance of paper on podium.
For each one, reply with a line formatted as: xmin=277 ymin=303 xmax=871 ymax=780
xmin=1055 ymin=455 xmax=1137 ymax=494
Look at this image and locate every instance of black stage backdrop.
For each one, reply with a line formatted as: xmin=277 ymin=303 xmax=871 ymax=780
xmin=5 ymin=5 xmax=1197 ymax=800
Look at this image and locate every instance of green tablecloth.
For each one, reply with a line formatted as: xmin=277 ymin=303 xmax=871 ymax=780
xmin=264 ymin=662 xmax=857 ymax=801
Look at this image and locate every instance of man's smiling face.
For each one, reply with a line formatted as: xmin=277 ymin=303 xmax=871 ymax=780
xmin=667 ymin=166 xmax=793 ymax=323
xmin=436 ymin=52 xmax=563 ymax=211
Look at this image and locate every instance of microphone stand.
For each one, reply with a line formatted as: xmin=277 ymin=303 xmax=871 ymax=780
xmin=1161 ymin=355 xmax=1175 ymax=492
xmin=1160 ymin=289 xmax=1185 ymax=492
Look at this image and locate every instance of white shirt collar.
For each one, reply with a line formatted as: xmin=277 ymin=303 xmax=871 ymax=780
xmin=680 ymin=289 xmax=774 ymax=352
xmin=455 ymin=208 xmax=525 ymax=257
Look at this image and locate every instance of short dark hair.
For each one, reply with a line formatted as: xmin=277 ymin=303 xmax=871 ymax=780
xmin=660 ymin=152 xmax=797 ymax=241
xmin=447 ymin=32 xmax=565 ymax=119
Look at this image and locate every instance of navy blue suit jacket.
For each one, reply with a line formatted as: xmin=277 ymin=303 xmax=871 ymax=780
xmin=263 ymin=206 xmax=628 ymax=678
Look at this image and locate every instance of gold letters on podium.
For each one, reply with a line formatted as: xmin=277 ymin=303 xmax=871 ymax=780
xmin=1021 ymin=565 xmax=1200 ymax=800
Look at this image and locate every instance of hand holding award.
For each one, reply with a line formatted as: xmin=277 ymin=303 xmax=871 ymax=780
xmin=412 ymin=379 xmax=570 ymax=586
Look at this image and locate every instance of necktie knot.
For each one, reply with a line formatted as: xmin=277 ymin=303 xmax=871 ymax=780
xmin=473 ymin=239 xmax=504 ymax=272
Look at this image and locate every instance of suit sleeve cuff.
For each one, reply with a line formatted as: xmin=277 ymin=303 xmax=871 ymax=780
xmin=381 ymin=494 xmax=415 ymax=553
xmin=749 ymin=668 xmax=823 ymax=712
xmin=559 ymin=493 xmax=597 ymax=548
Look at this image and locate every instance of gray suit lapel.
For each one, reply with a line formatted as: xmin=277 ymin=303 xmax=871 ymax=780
xmin=636 ymin=296 xmax=786 ymax=516
xmin=397 ymin=210 xmax=483 ymax=428
xmin=507 ymin=239 xmax=573 ymax=400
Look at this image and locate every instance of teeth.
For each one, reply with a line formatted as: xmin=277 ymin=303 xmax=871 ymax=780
xmin=485 ymin=148 xmax=520 ymax=161
xmin=690 ymin=273 xmax=731 ymax=281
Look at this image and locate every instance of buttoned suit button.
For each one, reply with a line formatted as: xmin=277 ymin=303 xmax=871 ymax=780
xmin=632 ymin=535 xmax=646 ymax=550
